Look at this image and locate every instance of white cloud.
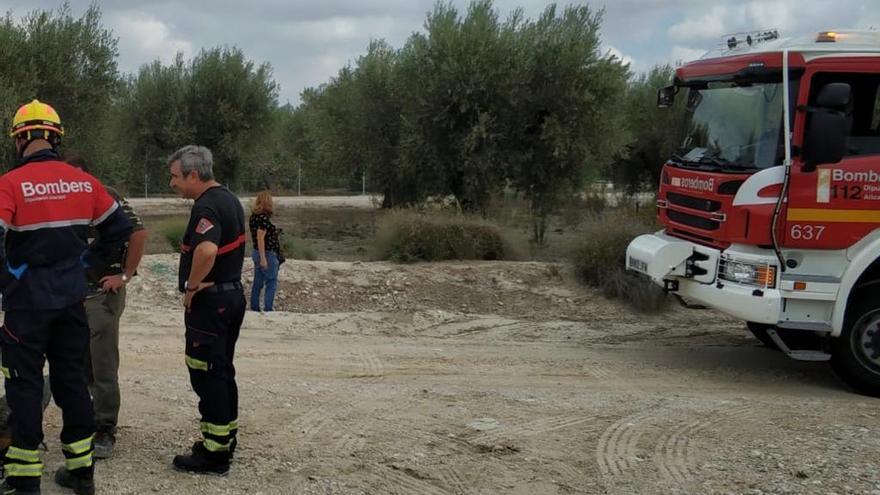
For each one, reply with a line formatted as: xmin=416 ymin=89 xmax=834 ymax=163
xmin=670 ymin=45 xmax=707 ymax=66
xmin=279 ymin=16 xmax=401 ymax=44
xmin=744 ymin=1 xmax=796 ymax=33
xmin=668 ymin=6 xmax=734 ymax=41
xmin=110 ymin=12 xmax=193 ymax=71
xmin=282 ymin=17 xmax=361 ymax=42
xmin=316 ymin=53 xmax=348 ymax=76
xmin=605 ymin=44 xmax=657 ymax=76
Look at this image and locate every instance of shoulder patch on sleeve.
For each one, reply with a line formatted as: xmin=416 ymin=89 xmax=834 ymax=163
xmin=195 ymin=217 xmax=215 ymax=235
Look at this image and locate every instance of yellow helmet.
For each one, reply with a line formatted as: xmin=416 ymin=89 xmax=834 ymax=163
xmin=9 ymin=99 xmax=64 ymax=140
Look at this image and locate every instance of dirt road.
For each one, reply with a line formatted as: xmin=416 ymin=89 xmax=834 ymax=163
xmin=34 ymin=255 xmax=880 ymax=494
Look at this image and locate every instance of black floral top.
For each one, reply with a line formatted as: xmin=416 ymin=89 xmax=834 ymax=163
xmin=249 ymin=213 xmax=280 ymax=254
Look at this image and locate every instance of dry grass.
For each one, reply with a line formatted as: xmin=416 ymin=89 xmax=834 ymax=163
xmin=571 ymin=210 xmax=667 ymax=312
xmin=154 ymin=217 xmax=188 ymax=252
xmin=372 ymin=210 xmax=515 ymax=262
xmin=278 ymin=233 xmax=316 ymax=261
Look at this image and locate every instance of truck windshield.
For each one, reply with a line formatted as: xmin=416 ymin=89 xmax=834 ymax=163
xmin=679 ymin=81 xmax=784 ymax=170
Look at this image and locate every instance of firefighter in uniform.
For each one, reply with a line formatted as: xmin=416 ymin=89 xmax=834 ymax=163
xmin=0 ymin=100 xmax=132 ymax=495
xmin=167 ymin=145 xmax=245 ymax=475
xmin=66 ymin=155 xmax=148 ymax=460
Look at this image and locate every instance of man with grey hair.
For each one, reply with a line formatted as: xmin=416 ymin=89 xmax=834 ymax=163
xmin=168 ymin=145 xmax=246 ymax=475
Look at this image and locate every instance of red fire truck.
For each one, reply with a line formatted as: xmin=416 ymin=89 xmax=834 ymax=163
xmin=626 ymin=29 xmax=880 ymax=395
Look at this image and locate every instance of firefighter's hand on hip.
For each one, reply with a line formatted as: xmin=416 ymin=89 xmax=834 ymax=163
xmin=183 ymin=281 xmax=214 ymax=310
xmin=100 ymin=274 xmax=128 ymax=293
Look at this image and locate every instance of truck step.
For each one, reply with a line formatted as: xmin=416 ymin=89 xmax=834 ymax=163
xmin=786 ymin=350 xmax=832 ymax=361
xmin=776 ymin=321 xmax=832 ymax=333
xmin=766 ymin=328 xmax=831 ymax=361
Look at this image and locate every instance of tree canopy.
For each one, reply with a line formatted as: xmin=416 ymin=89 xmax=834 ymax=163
xmin=293 ymin=1 xmax=634 ymax=242
xmin=0 ymin=1 xmax=686 ymax=243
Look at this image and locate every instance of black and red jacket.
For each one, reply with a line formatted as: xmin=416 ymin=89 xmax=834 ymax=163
xmin=0 ymin=149 xmax=133 ymax=310
xmin=178 ymin=186 xmax=245 ymax=292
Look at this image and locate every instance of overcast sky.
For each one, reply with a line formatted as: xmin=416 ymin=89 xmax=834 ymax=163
xmin=3 ymin=1 xmax=878 ymax=105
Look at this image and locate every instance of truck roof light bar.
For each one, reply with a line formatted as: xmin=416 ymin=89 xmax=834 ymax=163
xmin=813 ymin=30 xmax=880 ymax=46
xmin=816 ymin=31 xmax=838 ymax=43
xmin=724 ymin=29 xmax=779 ymax=50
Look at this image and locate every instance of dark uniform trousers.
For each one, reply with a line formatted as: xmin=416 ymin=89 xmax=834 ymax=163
xmin=1 ymin=305 xmax=95 ymax=489
xmin=184 ymin=287 xmax=245 ymax=453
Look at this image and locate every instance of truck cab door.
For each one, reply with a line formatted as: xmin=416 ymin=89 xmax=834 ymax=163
xmin=785 ymin=66 xmax=880 ymax=250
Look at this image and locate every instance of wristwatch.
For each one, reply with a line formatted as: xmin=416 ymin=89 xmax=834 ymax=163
xmin=121 ymin=273 xmax=130 ymax=284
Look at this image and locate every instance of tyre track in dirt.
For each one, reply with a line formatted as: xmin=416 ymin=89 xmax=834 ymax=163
xmin=653 ymin=403 xmax=763 ymax=485
xmin=326 ymin=397 xmax=417 ymax=457
xmin=287 ymin=346 xmax=388 ymax=454
xmin=366 ymin=463 xmax=454 ymax=495
xmin=331 ymin=420 xmax=481 ymax=495
xmin=595 ymin=401 xmax=767 ymax=491
xmin=470 ymin=412 xmax=600 ymax=448
xmin=596 ymin=407 xmax=664 ymax=478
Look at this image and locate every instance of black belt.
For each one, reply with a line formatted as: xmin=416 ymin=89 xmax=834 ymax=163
xmin=201 ymin=281 xmax=243 ymax=293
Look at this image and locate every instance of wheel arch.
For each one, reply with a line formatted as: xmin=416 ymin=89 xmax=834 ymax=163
xmin=832 ymin=229 xmax=880 ymax=336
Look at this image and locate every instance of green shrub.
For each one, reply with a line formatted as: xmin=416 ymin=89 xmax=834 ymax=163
xmin=560 ymin=192 xmax=608 ymax=227
xmin=156 ymin=217 xmax=188 ymax=252
xmin=282 ymin=236 xmax=316 ymax=261
xmin=572 ymin=211 xmax=667 ymax=312
xmin=372 ymin=210 xmax=512 ymax=262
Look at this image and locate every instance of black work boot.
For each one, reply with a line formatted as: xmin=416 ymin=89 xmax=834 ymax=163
xmin=0 ymin=479 xmax=40 ymax=494
xmin=93 ymin=429 xmax=115 ymax=460
xmin=53 ymin=467 xmax=94 ymax=495
xmin=172 ymin=442 xmax=230 ymax=475
xmin=200 ymin=437 xmax=237 ymax=458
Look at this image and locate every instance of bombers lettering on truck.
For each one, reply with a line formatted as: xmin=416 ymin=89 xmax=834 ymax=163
xmin=21 ymin=179 xmax=93 ymax=197
xmin=832 ymin=169 xmax=880 ymax=183
xmin=671 ymin=176 xmax=715 ymax=191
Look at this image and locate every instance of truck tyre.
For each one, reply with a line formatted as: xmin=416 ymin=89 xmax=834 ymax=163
xmin=746 ymin=322 xmax=779 ymax=350
xmin=830 ymin=296 xmax=880 ymax=397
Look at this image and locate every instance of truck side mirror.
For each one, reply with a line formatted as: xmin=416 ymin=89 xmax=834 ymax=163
xmin=657 ymin=85 xmax=676 ymax=108
xmin=802 ymin=83 xmax=851 ymax=172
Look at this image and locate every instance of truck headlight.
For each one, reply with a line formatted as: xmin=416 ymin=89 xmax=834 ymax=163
xmin=718 ymin=257 xmax=777 ymax=288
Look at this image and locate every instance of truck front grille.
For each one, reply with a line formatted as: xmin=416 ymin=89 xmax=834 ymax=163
xmin=667 ymin=210 xmax=720 ymax=231
xmin=666 ymin=192 xmax=721 ymax=212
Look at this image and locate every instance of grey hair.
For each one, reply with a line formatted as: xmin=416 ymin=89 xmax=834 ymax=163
xmin=168 ymin=145 xmax=214 ymax=181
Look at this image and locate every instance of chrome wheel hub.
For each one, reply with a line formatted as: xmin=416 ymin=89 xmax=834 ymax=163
xmin=857 ymin=312 xmax=880 ymax=368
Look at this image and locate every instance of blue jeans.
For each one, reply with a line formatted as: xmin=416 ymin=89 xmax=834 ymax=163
xmin=250 ymin=250 xmax=279 ymax=311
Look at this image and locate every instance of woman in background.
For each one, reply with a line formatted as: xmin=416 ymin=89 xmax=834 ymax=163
xmin=249 ymin=190 xmax=281 ymax=311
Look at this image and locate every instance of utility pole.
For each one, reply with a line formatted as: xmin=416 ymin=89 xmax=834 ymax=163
xmin=362 ymin=171 xmax=366 ymax=196
xmin=297 ymin=163 xmax=302 ymax=196
xmin=143 ymin=151 xmax=150 ymax=199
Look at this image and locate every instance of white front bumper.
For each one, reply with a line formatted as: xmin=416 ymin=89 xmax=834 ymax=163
xmin=626 ymin=232 xmax=782 ymax=324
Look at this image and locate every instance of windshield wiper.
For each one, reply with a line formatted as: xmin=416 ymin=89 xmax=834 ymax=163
xmin=669 ymin=151 xmax=716 ymax=171
xmin=704 ymin=154 xmax=761 ymax=171
xmin=698 ymin=155 xmax=725 ymax=166
xmin=699 ymin=148 xmax=731 ymax=165
xmin=699 ymin=156 xmax=757 ymax=172
xmin=672 ymin=148 xmax=761 ymax=173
